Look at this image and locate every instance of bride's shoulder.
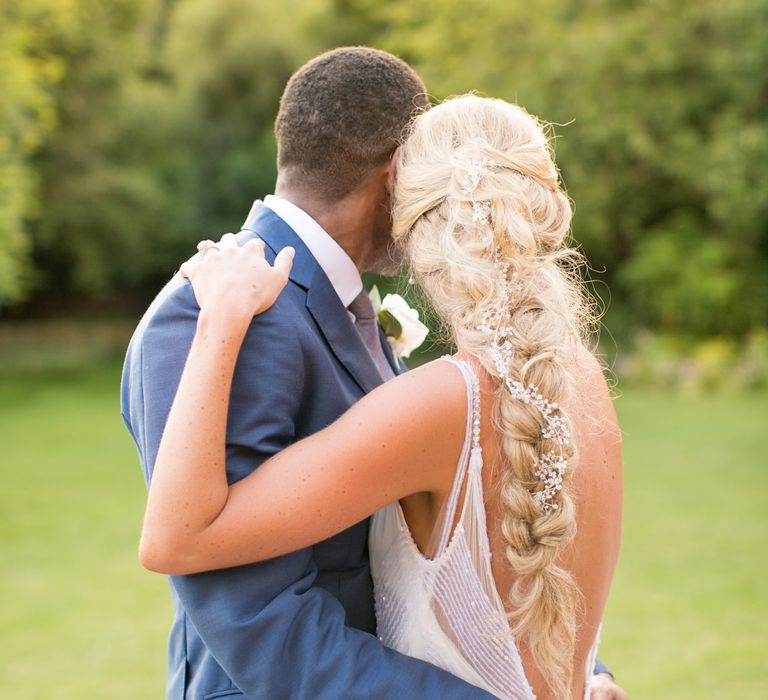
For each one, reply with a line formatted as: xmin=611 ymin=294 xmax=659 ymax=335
xmin=366 ymin=356 xmax=471 ymax=430
xmin=345 ymin=357 xmax=472 ymax=494
xmin=391 ymin=355 xmax=470 ymax=397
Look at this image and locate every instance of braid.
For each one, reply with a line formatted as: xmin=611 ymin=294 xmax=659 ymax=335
xmin=393 ymin=95 xmax=594 ymax=698
xmin=495 ymin=299 xmax=579 ymax=697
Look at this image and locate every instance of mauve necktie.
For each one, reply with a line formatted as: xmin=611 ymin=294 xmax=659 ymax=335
xmin=347 ymin=290 xmax=396 ymax=381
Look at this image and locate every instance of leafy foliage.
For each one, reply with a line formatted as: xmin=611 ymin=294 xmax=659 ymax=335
xmin=1 ymin=0 xmax=766 ymax=341
xmin=0 ymin=0 xmax=71 ymax=302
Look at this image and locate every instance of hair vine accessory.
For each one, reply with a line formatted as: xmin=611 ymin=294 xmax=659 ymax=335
xmin=532 ymin=452 xmax=567 ymax=513
xmin=461 ymin=157 xmax=497 ymax=193
xmin=476 ymin=279 xmax=572 ymax=513
xmin=503 ymin=378 xmax=571 ymax=446
xmin=503 ymin=371 xmax=572 ymax=513
xmin=471 ymin=201 xmax=492 ymax=224
xmin=459 ymin=157 xmax=497 ymax=225
xmin=477 ymin=312 xmax=571 ymax=448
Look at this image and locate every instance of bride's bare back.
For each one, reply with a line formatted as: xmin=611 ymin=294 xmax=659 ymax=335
xmin=485 ymin=349 xmax=621 ymax=698
xmin=396 ymin=351 xmax=621 ymax=699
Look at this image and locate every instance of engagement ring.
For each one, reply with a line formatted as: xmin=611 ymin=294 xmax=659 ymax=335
xmin=197 ymin=240 xmax=219 ymax=255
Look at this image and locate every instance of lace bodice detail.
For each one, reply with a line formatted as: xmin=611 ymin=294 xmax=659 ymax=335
xmin=369 ymin=358 xmax=599 ymax=699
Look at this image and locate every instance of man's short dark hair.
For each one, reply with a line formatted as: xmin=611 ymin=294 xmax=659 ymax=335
xmin=275 ymin=46 xmax=429 ymax=201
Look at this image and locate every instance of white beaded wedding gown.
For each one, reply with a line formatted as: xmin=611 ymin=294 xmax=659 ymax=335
xmin=369 ymin=358 xmax=599 ymax=700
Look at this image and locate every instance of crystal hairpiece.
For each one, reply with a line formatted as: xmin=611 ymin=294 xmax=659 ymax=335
xmin=459 ymin=157 xmax=497 ymax=225
xmin=476 ymin=264 xmax=572 ymax=513
xmin=502 ymin=378 xmax=571 ymax=446
xmin=502 ymin=371 xmax=571 ymax=513
xmin=532 ymin=452 xmax=567 ymax=513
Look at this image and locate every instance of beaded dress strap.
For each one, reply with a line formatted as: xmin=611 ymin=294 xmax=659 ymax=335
xmin=469 ymin=366 xmax=481 ymax=452
xmin=433 ymin=357 xmax=482 ymax=555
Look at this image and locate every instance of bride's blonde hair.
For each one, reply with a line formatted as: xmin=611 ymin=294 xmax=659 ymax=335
xmin=393 ymin=94 xmax=594 ymax=697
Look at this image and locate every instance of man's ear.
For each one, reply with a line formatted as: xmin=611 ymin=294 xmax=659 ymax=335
xmin=385 ymin=146 xmax=401 ymax=194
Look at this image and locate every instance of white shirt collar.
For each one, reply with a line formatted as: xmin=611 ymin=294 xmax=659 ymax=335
xmin=263 ymin=194 xmax=363 ymax=308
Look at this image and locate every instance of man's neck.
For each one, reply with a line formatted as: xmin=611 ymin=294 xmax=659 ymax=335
xmin=274 ymin=186 xmax=378 ymax=272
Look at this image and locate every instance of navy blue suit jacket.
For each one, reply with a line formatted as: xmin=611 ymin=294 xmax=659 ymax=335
xmin=121 ymin=203 xmax=496 ymax=699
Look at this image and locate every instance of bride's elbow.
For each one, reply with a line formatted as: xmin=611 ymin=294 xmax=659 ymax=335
xmin=138 ymin=530 xmax=189 ymax=575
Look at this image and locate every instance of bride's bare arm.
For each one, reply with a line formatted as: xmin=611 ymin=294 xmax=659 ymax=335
xmin=140 ymin=237 xmax=465 ymax=575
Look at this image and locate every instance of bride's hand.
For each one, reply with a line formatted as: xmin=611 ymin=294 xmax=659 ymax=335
xmin=180 ymin=233 xmax=294 ymax=323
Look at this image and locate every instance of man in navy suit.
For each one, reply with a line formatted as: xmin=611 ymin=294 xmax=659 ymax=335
xmin=122 ymin=47 xmax=626 ymax=700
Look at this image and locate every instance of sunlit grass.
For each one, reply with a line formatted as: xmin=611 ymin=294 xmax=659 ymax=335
xmin=602 ymin=388 xmax=768 ymax=698
xmin=0 ymin=365 xmax=168 ymax=698
xmin=1 ymin=365 xmax=766 ymax=698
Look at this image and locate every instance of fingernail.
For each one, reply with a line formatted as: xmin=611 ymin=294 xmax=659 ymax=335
xmin=287 ymin=247 xmax=295 ymax=258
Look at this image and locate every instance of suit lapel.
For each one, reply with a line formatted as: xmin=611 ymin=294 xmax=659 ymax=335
xmin=242 ymin=202 xmax=384 ymax=394
xmin=305 ymin=273 xmax=384 ymax=394
xmin=240 ymin=202 xmax=315 ymax=289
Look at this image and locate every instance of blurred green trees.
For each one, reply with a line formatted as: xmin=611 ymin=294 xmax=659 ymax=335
xmin=1 ymin=0 xmax=766 ymax=341
xmin=0 ymin=0 xmax=70 ymax=302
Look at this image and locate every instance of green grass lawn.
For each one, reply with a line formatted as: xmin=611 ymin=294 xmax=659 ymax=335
xmin=1 ymin=364 xmax=766 ymax=698
xmin=0 ymin=365 xmax=168 ymax=698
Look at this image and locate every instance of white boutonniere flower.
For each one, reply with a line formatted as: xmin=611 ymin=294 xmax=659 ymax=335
xmin=369 ymin=285 xmax=429 ymax=358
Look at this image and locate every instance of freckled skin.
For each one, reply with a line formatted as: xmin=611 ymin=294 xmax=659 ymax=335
xmin=137 ymin=221 xmax=626 ymax=699
xmin=143 ymin=293 xmax=622 ymax=700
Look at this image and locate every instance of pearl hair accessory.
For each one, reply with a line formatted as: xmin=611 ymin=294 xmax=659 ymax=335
xmin=532 ymin=452 xmax=568 ymax=513
xmin=476 ymin=262 xmax=572 ymax=513
xmin=459 ymin=157 xmax=497 ymax=225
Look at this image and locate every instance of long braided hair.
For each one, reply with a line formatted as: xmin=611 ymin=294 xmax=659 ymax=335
xmin=392 ymin=95 xmax=595 ymax=697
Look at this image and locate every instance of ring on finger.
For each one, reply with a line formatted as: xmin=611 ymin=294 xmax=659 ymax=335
xmin=197 ymin=239 xmax=219 ymax=255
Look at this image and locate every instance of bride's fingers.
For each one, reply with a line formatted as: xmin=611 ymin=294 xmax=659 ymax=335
xmin=218 ymin=232 xmax=238 ymax=249
xmin=243 ymin=237 xmax=266 ymax=258
xmin=273 ymin=246 xmax=295 ymax=279
xmin=179 ymin=259 xmax=198 ymax=279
